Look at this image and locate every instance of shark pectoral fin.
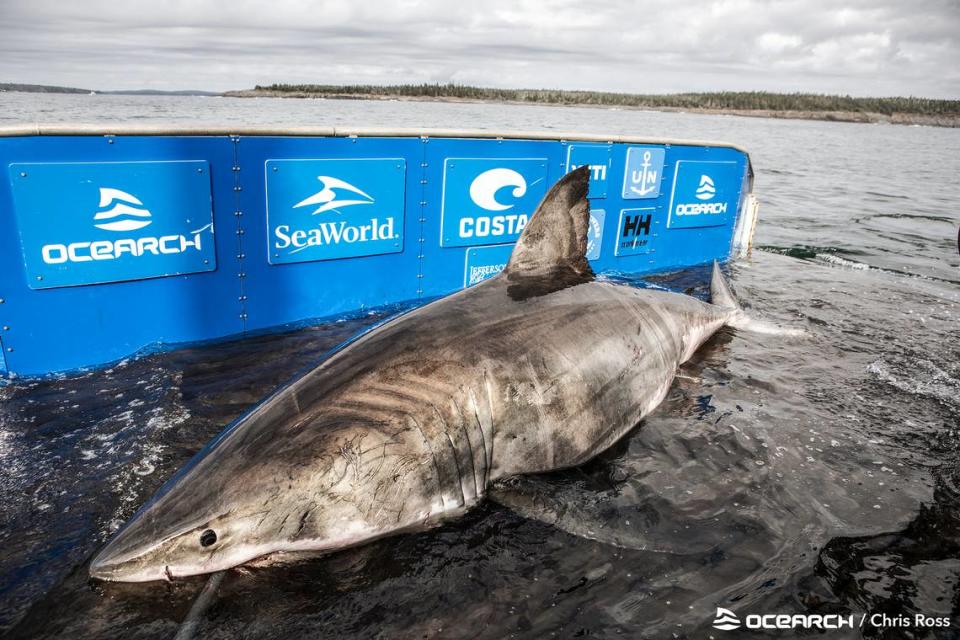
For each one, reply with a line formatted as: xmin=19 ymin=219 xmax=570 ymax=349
xmin=710 ymin=261 xmax=806 ymax=337
xmin=501 ymin=166 xmax=595 ymax=299
xmin=489 ymin=476 xmax=692 ymax=554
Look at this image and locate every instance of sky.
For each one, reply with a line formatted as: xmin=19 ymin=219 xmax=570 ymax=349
xmin=0 ymin=0 xmax=958 ymax=99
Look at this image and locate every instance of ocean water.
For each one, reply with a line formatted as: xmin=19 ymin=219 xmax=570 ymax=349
xmin=1 ymin=93 xmax=959 ymax=639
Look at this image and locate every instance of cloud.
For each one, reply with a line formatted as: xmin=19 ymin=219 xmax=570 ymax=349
xmin=0 ymin=0 xmax=957 ymax=98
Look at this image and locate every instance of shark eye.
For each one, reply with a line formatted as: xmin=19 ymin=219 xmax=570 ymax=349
xmin=199 ymin=529 xmax=217 ymax=547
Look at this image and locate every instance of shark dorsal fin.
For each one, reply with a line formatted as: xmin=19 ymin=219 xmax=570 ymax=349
xmin=501 ymin=166 xmax=594 ymax=298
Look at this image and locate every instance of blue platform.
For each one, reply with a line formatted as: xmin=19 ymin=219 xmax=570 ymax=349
xmin=0 ymin=127 xmax=756 ymax=377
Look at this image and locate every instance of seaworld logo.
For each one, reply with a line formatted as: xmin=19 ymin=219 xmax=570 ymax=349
xmin=274 ymin=174 xmax=399 ymax=255
xmin=40 ymin=187 xmax=210 ymax=264
xmin=293 ymin=176 xmax=375 ymax=214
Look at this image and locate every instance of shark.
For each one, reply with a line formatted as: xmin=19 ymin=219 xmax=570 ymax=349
xmin=90 ymin=166 xmax=769 ymax=582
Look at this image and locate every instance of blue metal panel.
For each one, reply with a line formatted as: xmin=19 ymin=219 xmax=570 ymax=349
xmin=565 ymin=144 xmax=611 ymax=200
xmin=420 ymin=138 xmax=566 ymax=297
xmin=622 ymin=147 xmax=665 ymax=199
xmin=0 ymin=135 xmax=240 ymax=376
xmin=464 ymin=244 xmax=514 ymax=287
xmin=439 ymin=157 xmax=548 ymax=248
xmin=665 ymin=159 xmax=741 ymax=229
xmin=9 ymin=160 xmax=216 ymax=289
xmin=0 ymin=133 xmax=750 ymax=377
xmin=233 ymin=136 xmax=424 ymax=333
xmin=265 ymin=158 xmax=405 ymax=264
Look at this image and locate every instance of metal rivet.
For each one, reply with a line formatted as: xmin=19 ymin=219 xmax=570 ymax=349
xmin=203 ymin=259 xmax=209 ymax=265
xmin=2 ymin=326 xmax=8 ymax=330
xmin=272 ymin=167 xmax=278 ymax=172
xmin=108 ymin=139 xmax=114 ymax=144
xmin=36 ymin=275 xmax=42 ymax=281
xmin=197 ymin=168 xmax=203 ymax=173
xmin=0 ymin=298 xmax=5 ymax=304
xmin=19 ymin=172 xmax=26 ymax=177
xmin=234 ymin=211 xmax=242 ymax=216
xmin=5 ymin=347 xmax=12 ymax=353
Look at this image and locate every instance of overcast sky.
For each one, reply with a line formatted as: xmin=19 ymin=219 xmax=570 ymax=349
xmin=1 ymin=0 xmax=957 ymax=98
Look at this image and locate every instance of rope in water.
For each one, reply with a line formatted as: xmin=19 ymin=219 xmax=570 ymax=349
xmin=172 ymin=571 xmax=225 ymax=640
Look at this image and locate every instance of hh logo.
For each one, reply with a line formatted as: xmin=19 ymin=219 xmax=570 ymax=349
xmin=615 ymin=207 xmax=655 ymax=257
xmin=441 ymin=158 xmax=547 ymax=248
xmin=713 ymin=608 xmax=741 ymax=631
xmin=265 ymin=158 xmax=405 ymax=265
xmin=94 ymin=188 xmax=152 ymax=232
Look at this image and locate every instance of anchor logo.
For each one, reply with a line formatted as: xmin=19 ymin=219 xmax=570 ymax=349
xmin=623 ymin=148 xmax=664 ymax=199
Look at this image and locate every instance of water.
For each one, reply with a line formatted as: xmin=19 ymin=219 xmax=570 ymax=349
xmin=1 ymin=93 xmax=959 ymax=639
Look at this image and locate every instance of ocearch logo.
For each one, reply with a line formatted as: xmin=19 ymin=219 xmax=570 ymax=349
xmin=94 ymin=188 xmax=152 ymax=231
xmin=40 ymin=187 xmax=208 ymax=264
xmin=695 ymin=174 xmax=716 ymax=200
xmin=676 ymin=173 xmax=727 ymax=217
xmin=713 ymin=608 xmax=741 ymax=631
xmin=710 ymin=607 xmax=857 ymax=631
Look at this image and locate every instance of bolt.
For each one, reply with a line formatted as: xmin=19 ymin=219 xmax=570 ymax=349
xmin=234 ymin=211 xmax=242 ymax=216
xmin=203 ymin=259 xmax=209 ymax=265
xmin=36 ymin=275 xmax=42 ymax=281
xmin=272 ymin=166 xmax=278 ymax=172
xmin=0 ymin=298 xmax=5 ymax=304
xmin=19 ymin=172 xmax=26 ymax=178
xmin=108 ymin=139 xmax=114 ymax=144
xmin=5 ymin=347 xmax=11 ymax=353
xmin=197 ymin=168 xmax=204 ymax=173
xmin=2 ymin=326 xmax=8 ymax=331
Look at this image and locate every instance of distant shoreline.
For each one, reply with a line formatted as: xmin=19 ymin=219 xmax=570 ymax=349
xmin=4 ymin=81 xmax=957 ymax=128
xmin=222 ymin=89 xmax=960 ymax=127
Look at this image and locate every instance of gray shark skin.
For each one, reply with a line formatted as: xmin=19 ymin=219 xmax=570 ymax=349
xmin=90 ymin=166 xmax=744 ymax=582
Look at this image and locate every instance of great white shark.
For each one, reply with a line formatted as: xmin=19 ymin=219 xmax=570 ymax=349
xmin=91 ymin=166 xmax=772 ymax=582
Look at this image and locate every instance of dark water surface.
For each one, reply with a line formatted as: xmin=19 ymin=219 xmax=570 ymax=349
xmin=1 ymin=94 xmax=959 ymax=639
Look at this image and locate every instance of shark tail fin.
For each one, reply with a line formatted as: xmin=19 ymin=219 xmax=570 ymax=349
xmin=710 ymin=260 xmax=740 ymax=311
xmin=710 ymin=261 xmax=805 ymax=337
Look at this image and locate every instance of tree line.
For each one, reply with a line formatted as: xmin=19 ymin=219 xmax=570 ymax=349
xmin=254 ymin=84 xmax=959 ymax=116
